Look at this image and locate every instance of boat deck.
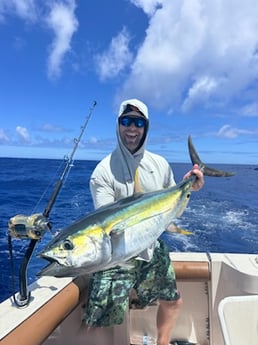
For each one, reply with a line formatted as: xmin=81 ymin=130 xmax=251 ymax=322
xmin=1 ymin=252 xmax=258 ymax=345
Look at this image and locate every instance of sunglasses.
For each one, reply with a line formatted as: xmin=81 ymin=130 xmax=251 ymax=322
xmin=119 ymin=116 xmax=146 ymax=128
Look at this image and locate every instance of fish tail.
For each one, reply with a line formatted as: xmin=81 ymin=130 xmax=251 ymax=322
xmin=188 ymin=135 xmax=235 ymax=177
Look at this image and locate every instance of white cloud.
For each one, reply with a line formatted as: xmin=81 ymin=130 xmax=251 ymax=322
xmin=118 ymin=0 xmax=258 ymax=113
xmin=0 ymin=0 xmax=78 ymax=79
xmin=0 ymin=0 xmax=37 ymax=22
xmin=0 ymin=128 xmax=9 ymax=142
xmin=217 ymin=125 xmax=253 ymax=139
xmin=89 ymin=136 xmax=98 ymax=144
xmin=182 ymin=76 xmax=217 ymax=112
xmin=240 ymin=102 xmax=258 ymax=117
xmin=46 ymin=0 xmax=78 ymax=79
xmin=95 ymin=27 xmax=133 ymax=81
xmin=130 ymin=0 xmax=162 ymax=16
xmin=41 ymin=123 xmax=65 ymax=132
xmin=16 ymin=126 xmax=31 ymax=143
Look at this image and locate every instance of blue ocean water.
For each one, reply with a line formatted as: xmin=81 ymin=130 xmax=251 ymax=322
xmin=0 ymin=157 xmax=258 ymax=303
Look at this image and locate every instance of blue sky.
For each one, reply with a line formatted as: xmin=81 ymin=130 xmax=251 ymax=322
xmin=0 ymin=0 xmax=258 ymax=164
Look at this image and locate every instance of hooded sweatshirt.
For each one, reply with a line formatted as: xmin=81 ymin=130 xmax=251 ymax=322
xmin=89 ymin=99 xmax=176 ymax=260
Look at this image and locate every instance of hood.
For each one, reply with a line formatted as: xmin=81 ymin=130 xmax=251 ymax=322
xmin=118 ymin=99 xmax=149 ymax=120
xmin=115 ymin=98 xmax=150 ymax=183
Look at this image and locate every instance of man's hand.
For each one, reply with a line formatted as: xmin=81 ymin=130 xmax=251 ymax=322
xmin=183 ymin=164 xmax=204 ymax=191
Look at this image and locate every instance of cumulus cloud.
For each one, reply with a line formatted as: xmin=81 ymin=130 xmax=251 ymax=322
xmin=95 ymin=28 xmax=133 ymax=81
xmin=182 ymin=76 xmax=217 ymax=112
xmin=16 ymin=126 xmax=31 ymax=143
xmin=130 ymin=0 xmax=162 ymax=16
xmin=46 ymin=0 xmax=78 ymax=79
xmin=114 ymin=0 xmax=258 ymax=113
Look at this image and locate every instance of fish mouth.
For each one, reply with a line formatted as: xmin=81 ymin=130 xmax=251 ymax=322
xmin=38 ymin=253 xmax=58 ymax=263
xmin=37 ymin=252 xmax=78 ymax=277
xmin=37 ymin=261 xmax=64 ymax=277
xmin=37 ymin=261 xmax=83 ymax=278
xmin=37 ymin=247 xmax=69 ymax=262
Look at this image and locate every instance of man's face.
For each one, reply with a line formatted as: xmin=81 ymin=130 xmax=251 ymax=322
xmin=119 ymin=116 xmax=146 ymax=153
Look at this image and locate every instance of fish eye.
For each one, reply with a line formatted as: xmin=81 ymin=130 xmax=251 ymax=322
xmin=62 ymin=239 xmax=74 ymax=250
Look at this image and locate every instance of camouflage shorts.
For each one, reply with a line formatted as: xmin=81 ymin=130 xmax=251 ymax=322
xmin=83 ymin=240 xmax=180 ymax=327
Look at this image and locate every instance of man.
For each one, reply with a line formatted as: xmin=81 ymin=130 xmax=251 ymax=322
xmin=83 ymin=99 xmax=204 ymax=345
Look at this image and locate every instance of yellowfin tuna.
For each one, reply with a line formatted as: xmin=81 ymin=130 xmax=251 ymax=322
xmin=38 ymin=136 xmax=234 ymax=277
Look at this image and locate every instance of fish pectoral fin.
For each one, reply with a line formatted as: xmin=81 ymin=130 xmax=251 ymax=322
xmin=110 ymin=224 xmax=126 ymax=236
xmin=166 ymin=222 xmax=193 ymax=235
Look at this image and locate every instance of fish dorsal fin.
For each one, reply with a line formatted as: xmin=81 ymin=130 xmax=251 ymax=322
xmin=134 ymin=167 xmax=143 ymax=193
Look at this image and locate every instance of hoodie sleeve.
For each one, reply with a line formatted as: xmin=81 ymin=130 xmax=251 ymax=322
xmin=89 ymin=158 xmax=115 ymax=209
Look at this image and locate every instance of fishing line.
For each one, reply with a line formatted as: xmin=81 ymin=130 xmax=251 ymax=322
xmin=31 ymin=159 xmax=65 ymax=216
xmin=7 ymin=234 xmax=20 ymax=306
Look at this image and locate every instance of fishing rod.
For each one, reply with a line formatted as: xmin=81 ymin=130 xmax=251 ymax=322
xmin=7 ymin=101 xmax=97 ymax=307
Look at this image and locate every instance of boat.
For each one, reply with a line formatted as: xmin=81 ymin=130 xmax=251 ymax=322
xmin=1 ymin=250 xmax=258 ymax=345
xmin=1 ymin=106 xmax=258 ymax=344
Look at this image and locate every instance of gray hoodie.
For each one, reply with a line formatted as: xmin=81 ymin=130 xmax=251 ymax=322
xmin=89 ymin=99 xmax=176 ymax=260
xmin=90 ymin=98 xmax=175 ymax=206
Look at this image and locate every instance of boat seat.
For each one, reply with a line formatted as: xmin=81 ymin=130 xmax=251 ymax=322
xmin=218 ymin=295 xmax=258 ymax=345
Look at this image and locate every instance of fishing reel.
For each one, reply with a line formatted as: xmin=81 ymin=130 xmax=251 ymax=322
xmin=8 ymin=213 xmax=51 ymax=240
xmin=8 ymin=213 xmax=51 ymax=307
xmin=6 ymin=100 xmax=97 ymax=308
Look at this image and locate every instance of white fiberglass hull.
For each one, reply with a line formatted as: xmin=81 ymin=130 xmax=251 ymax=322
xmin=1 ymin=252 xmax=258 ymax=345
